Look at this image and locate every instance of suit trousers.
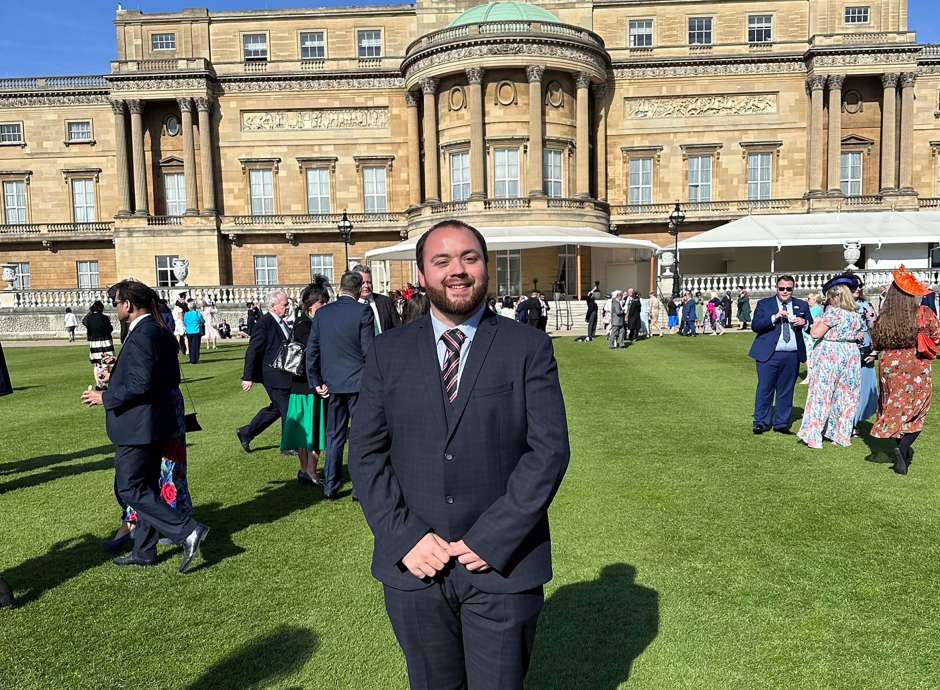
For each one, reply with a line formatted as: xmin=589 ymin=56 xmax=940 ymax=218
xmin=186 ymin=333 xmax=202 ymax=364
xmin=384 ymin=569 xmax=543 ymax=690
xmin=242 ymin=385 xmax=291 ymax=442
xmin=754 ymin=350 xmax=800 ymax=430
xmin=114 ymin=443 xmax=195 ymax=560
xmin=325 ymin=392 xmax=358 ymax=497
xmin=587 ymin=312 xmax=598 ymax=339
xmin=609 ymin=323 xmax=624 ymax=348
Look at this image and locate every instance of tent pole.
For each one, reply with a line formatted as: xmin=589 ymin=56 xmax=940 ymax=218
xmin=649 ymin=250 xmax=656 ymax=296
xmin=576 ymin=245 xmax=582 ymax=300
xmin=770 ymin=247 xmax=776 ymax=274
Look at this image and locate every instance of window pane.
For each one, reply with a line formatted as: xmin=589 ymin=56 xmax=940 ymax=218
xmin=306 ymin=168 xmax=331 ymax=214
xmin=254 ymin=255 xmax=278 ymax=286
xmin=629 ymin=19 xmax=653 ymax=48
xmin=4 ymin=180 xmax=27 ymax=224
xmin=300 ymin=31 xmax=325 ymax=59
xmin=845 ymin=7 xmax=870 ymax=23
xmin=748 ymin=15 xmax=773 ymax=43
xmin=68 ymin=121 xmax=92 ymax=141
xmin=11 ymin=261 xmax=29 ymax=289
xmin=0 ymin=123 xmax=23 ymax=143
xmin=250 ymin=169 xmax=274 ymax=216
xmin=72 ymin=178 xmax=97 ymax=222
xmin=364 ymin=167 xmax=387 ymax=213
xmin=155 ymin=255 xmax=178 ymax=287
xmin=77 ymin=260 xmax=100 ymax=289
xmin=688 ymin=155 xmax=712 ymax=202
xmin=629 ymin=158 xmax=653 ymax=205
xmin=840 ymin=152 xmax=863 ymax=196
xmin=496 ymin=250 xmax=522 ymax=296
xmin=243 ymin=33 xmax=268 ymax=59
xmin=310 ymin=254 xmax=335 ymax=284
xmin=689 ymin=17 xmax=712 ymax=44
xmin=748 ymin=153 xmax=772 ymax=200
xmin=495 ymin=149 xmax=519 ymax=198
xmin=358 ymin=30 xmax=382 ymax=58
xmin=151 ymin=33 xmax=176 ymax=51
xmin=450 ymin=152 xmax=470 ymax=201
xmin=543 ymin=149 xmax=563 ymax=197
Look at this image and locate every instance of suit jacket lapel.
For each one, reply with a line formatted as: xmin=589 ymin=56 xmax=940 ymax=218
xmin=445 ymin=311 xmax=498 ymax=445
xmin=416 ymin=316 xmax=448 ymax=436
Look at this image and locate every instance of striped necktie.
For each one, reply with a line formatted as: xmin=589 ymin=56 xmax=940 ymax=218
xmin=441 ymin=328 xmax=467 ymax=404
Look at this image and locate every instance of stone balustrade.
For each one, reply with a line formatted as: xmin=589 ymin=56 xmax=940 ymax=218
xmin=0 ymin=222 xmax=113 ymax=240
xmin=406 ymin=20 xmax=603 ymax=55
xmin=110 ymin=58 xmax=212 ymax=74
xmin=681 ymin=268 xmax=940 ymax=298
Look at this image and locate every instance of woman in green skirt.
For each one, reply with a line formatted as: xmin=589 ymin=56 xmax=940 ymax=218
xmin=281 ymin=278 xmax=330 ymax=486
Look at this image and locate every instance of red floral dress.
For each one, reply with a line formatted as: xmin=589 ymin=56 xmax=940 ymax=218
xmin=872 ymin=306 xmax=940 ymax=439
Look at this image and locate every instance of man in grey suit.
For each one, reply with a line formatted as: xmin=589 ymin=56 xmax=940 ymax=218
xmin=609 ymin=290 xmax=625 ymax=349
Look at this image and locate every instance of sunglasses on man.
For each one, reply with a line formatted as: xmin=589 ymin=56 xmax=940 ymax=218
xmin=777 ymin=287 xmax=793 ymax=293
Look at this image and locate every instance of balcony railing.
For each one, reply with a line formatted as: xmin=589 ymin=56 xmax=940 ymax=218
xmin=484 ymin=198 xmax=531 ymax=210
xmin=110 ymin=58 xmax=212 ymax=75
xmin=430 ymin=201 xmax=468 ymax=214
xmin=681 ymin=268 xmax=940 ymax=298
xmin=8 ymin=284 xmax=316 ymax=310
xmin=0 ymin=221 xmax=113 ymax=237
xmin=147 ymin=216 xmax=183 ymax=226
xmin=225 ymin=213 xmax=405 ymax=227
xmin=211 ymin=57 xmax=402 ymax=77
xmin=0 ymin=75 xmax=108 ymax=91
xmin=407 ymin=20 xmax=604 ymax=55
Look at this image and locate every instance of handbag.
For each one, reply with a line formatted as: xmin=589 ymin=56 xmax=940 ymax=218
xmin=269 ymin=325 xmax=304 ymax=376
xmin=916 ymin=309 xmax=938 ymax=361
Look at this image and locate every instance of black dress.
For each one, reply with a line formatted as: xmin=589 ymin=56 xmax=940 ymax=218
xmin=0 ymin=340 xmax=12 ymax=396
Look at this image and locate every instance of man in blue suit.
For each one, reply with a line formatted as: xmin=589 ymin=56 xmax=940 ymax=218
xmin=748 ymin=274 xmax=813 ymax=434
xmin=680 ymin=291 xmax=697 ymax=336
xmin=350 ymin=220 xmax=569 ymax=689
xmin=306 ymin=271 xmax=375 ymax=499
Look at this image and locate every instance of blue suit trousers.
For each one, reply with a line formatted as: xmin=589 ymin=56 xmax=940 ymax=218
xmin=754 ymin=350 xmax=799 ymax=430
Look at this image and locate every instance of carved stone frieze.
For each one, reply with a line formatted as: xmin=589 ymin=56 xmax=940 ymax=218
xmin=241 ymin=107 xmax=390 ymax=132
xmin=613 ymin=60 xmax=804 ymax=80
xmin=0 ymin=93 xmax=109 ymax=108
xmin=109 ymin=77 xmax=205 ymax=92
xmin=406 ymin=42 xmax=606 ymax=81
xmin=810 ymin=51 xmax=917 ymax=68
xmin=625 ymin=93 xmax=777 ymax=119
xmin=220 ymin=76 xmax=405 ymax=93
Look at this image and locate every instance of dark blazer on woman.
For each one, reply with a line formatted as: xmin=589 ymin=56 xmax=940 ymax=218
xmin=82 ymin=312 xmax=113 ymax=341
xmin=289 ymin=315 xmax=316 ymax=395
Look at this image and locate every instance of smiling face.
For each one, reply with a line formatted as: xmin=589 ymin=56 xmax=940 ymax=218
xmin=418 ymin=224 xmax=489 ymax=324
xmin=776 ymin=279 xmax=795 ymax=304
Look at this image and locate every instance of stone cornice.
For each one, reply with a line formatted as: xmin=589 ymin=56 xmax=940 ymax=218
xmin=0 ymin=93 xmax=110 ymax=108
xmin=219 ymin=73 xmax=405 ymax=93
xmin=613 ymin=55 xmax=805 ymax=79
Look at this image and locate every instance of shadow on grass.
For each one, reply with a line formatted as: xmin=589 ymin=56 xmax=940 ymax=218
xmin=857 ymin=421 xmax=896 ymax=463
xmin=2 ymin=533 xmax=110 ymax=606
xmin=0 ymin=443 xmax=113 ymax=477
xmin=0 ymin=458 xmax=113 ymax=493
xmin=526 ymin=564 xmax=658 ymax=690
xmin=185 ymin=625 xmax=318 ymax=690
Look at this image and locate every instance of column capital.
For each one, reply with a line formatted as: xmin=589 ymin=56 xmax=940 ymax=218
xmin=420 ymin=78 xmax=438 ymax=95
xmin=881 ymin=72 xmax=900 ymax=89
xmin=806 ymin=74 xmax=827 ymax=92
xmin=594 ymin=83 xmax=608 ymax=101
xmin=526 ymin=65 xmax=545 ymax=83
xmin=109 ymin=98 xmax=126 ymax=115
xmin=826 ymin=74 xmax=845 ymax=90
xmin=465 ymin=66 xmax=484 ymax=85
xmin=177 ymin=97 xmax=193 ymax=112
xmin=576 ymin=72 xmax=592 ymax=90
xmin=900 ymin=72 xmax=917 ymax=88
xmin=404 ymin=90 xmax=419 ymax=107
xmin=195 ymin=97 xmax=212 ymax=112
xmin=126 ymin=99 xmax=144 ymax=115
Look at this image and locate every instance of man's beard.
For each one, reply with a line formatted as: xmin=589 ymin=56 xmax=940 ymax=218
xmin=425 ymin=276 xmax=487 ymax=316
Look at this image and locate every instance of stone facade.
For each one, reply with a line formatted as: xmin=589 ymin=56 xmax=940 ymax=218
xmin=0 ymin=0 xmax=938 ymax=300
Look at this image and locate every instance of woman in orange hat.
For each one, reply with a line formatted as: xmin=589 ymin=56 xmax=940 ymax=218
xmin=870 ymin=266 xmax=940 ymax=475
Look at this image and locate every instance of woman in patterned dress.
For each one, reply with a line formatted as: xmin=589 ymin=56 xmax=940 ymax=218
xmin=797 ymin=280 xmax=865 ymax=449
xmin=852 ymin=284 xmax=879 ymax=431
xmin=871 ymin=267 xmax=940 ymax=475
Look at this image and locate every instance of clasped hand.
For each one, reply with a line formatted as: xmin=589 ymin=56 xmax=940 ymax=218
xmin=402 ymin=533 xmax=490 ymax=579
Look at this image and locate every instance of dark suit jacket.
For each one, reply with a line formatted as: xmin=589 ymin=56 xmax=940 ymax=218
xmin=370 ymin=293 xmax=402 ymax=332
xmin=748 ymin=296 xmax=813 ymax=363
xmin=306 ymin=295 xmax=375 ymax=394
xmin=102 ymin=316 xmax=181 ymax=446
xmin=349 ymin=311 xmax=570 ymax=594
xmin=680 ymin=299 xmax=696 ymax=323
xmin=242 ymin=312 xmax=293 ymax=390
xmin=523 ymin=297 xmax=542 ymax=325
xmin=626 ymin=298 xmax=641 ymax=323
xmin=923 ymin=292 xmax=938 ymax=316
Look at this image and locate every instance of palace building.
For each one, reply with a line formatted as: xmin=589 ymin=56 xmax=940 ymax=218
xmin=0 ymin=0 xmax=938 ymax=304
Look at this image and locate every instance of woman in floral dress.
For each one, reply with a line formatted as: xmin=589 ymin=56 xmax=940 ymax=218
xmin=871 ymin=266 xmax=940 ymax=475
xmin=797 ymin=281 xmax=864 ymax=449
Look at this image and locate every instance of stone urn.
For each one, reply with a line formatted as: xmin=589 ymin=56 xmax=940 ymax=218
xmin=843 ymin=241 xmax=862 ymax=270
xmin=659 ymin=251 xmax=675 ymax=277
xmin=1 ymin=263 xmax=17 ymax=290
xmin=172 ymin=257 xmax=190 ymax=287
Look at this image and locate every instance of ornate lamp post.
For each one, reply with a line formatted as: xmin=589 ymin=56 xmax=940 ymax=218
xmin=337 ymin=210 xmax=354 ymax=269
xmin=667 ymin=201 xmax=686 ymax=298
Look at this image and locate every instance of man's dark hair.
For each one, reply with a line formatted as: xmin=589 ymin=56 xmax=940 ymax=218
xmin=776 ymin=275 xmax=796 ymax=286
xmin=111 ymin=279 xmax=158 ymax=310
xmin=339 ymin=271 xmax=364 ymax=294
xmin=415 ymin=219 xmax=488 ymax=271
xmin=351 ymin=264 xmax=371 ymax=275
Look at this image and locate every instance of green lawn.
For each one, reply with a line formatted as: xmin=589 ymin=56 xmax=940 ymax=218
xmin=1 ymin=336 xmax=938 ymax=689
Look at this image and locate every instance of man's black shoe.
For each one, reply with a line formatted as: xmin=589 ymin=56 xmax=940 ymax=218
xmin=179 ymin=524 xmax=210 ymax=573
xmin=773 ymin=428 xmax=795 ymax=435
xmin=753 ymin=425 xmax=769 ymax=435
xmin=113 ymin=555 xmax=156 ymax=567
xmin=236 ymin=429 xmax=252 ymax=453
xmin=323 ymin=493 xmax=339 ymax=501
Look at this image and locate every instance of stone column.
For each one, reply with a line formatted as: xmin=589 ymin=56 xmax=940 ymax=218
xmin=405 ymin=91 xmax=422 ymax=208
xmin=178 ymin=97 xmax=199 ymax=215
xmin=898 ymin=72 xmax=916 ymax=194
xmin=526 ymin=65 xmax=546 ymax=197
xmin=879 ymin=73 xmax=899 ymax=194
xmin=127 ymin=99 xmax=149 ymax=216
xmin=420 ymin=78 xmax=440 ymax=205
xmin=466 ymin=67 xmax=486 ymax=200
xmin=109 ymin=99 xmax=131 ymax=217
xmin=195 ymin=98 xmax=216 ymax=215
xmin=826 ymin=75 xmax=845 ymax=195
xmin=806 ymin=75 xmax=826 ymax=195
xmin=575 ymin=72 xmax=591 ymax=198
xmin=595 ymin=83 xmax=608 ymax=201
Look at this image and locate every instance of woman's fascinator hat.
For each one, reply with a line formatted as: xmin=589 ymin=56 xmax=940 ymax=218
xmin=892 ymin=265 xmax=932 ymax=297
xmin=821 ymin=273 xmax=862 ymax=294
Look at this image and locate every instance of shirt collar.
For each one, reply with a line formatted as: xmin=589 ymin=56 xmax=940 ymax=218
xmin=430 ymin=303 xmax=487 ymax=345
xmin=127 ymin=312 xmax=150 ymax=334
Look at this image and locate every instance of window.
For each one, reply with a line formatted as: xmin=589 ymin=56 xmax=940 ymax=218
xmin=77 ymin=260 xmax=99 ymax=289
xmin=747 ymin=153 xmax=773 ymax=200
xmin=496 ymin=250 xmax=522 ymax=297
xmin=450 ymin=151 xmax=470 ymax=202
xmin=840 ymin=151 xmax=863 ymax=196
xmin=67 ymin=121 xmax=93 ymax=142
xmin=688 ymin=155 xmax=713 ymax=203
xmin=845 ymin=6 xmax=870 ymax=24
xmin=300 ymin=31 xmax=326 ymax=59
xmin=748 ymin=15 xmax=773 ymax=43
xmin=249 ymin=169 xmax=275 ymax=216
xmin=629 ymin=19 xmax=654 ymax=48
xmin=0 ymin=123 xmax=23 ymax=144
xmin=544 ymin=149 xmax=563 ymax=198
xmin=72 ymin=178 xmax=96 ymax=222
xmin=3 ymin=180 xmax=27 ymax=224
xmin=363 ymin=166 xmax=387 ymax=213
xmin=254 ymin=255 xmax=279 ymax=286
xmin=628 ymin=158 xmax=653 ymax=205
xmin=164 ymin=172 xmax=186 ymax=216
xmin=155 ymin=255 xmax=178 ymax=288
xmin=10 ymin=262 xmax=29 ymax=290
xmin=688 ymin=17 xmax=713 ymax=45
xmin=357 ymin=30 xmax=382 ymax=58
xmin=310 ymin=254 xmax=335 ymax=284
xmin=243 ymin=33 xmax=268 ymax=61
xmin=151 ymin=33 xmax=176 ymax=51
xmin=559 ymin=245 xmax=577 ymax=295
xmin=494 ymin=148 xmax=520 ymax=198
xmin=306 ymin=168 xmax=331 ymax=214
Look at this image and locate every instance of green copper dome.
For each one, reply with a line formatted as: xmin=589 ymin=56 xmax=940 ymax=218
xmin=448 ymin=2 xmax=562 ymax=27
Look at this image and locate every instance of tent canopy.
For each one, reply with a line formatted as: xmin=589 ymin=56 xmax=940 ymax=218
xmin=678 ymin=211 xmax=940 ymax=250
xmin=365 ymin=225 xmax=660 ymax=261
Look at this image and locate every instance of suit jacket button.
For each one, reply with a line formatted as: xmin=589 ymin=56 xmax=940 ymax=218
xmin=445 ymin=495 xmax=454 ymax=504
xmin=444 ymin=453 xmax=454 ymax=462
